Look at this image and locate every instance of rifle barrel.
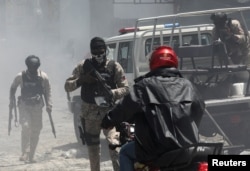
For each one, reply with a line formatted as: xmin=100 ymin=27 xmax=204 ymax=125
xmin=13 ymin=98 xmax=18 ymax=127
xmin=8 ymin=106 xmax=13 ymax=136
xmin=48 ymin=111 xmax=56 ymax=138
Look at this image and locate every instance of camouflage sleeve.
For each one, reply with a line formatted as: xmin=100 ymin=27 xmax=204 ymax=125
xmin=41 ymin=71 xmax=52 ymax=109
xmin=64 ymin=60 xmax=84 ymax=92
xmin=9 ymin=72 xmax=22 ymax=101
xmin=111 ymin=62 xmax=129 ymax=100
xmin=230 ymin=20 xmax=246 ymax=44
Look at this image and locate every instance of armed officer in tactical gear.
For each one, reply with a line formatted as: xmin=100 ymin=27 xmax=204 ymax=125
xmin=210 ymin=12 xmax=250 ymax=90
xmin=64 ymin=37 xmax=129 ymax=171
xmin=210 ymin=12 xmax=250 ymax=65
xmin=9 ymin=55 xmax=52 ymax=163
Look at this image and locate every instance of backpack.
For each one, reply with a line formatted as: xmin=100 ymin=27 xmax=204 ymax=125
xmin=134 ymin=76 xmax=202 ymax=166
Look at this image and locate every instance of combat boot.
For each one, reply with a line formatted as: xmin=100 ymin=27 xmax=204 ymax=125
xmin=27 ymin=151 xmax=36 ymax=163
xmin=19 ymin=152 xmax=29 ymax=162
xmin=25 ymin=159 xmax=37 ymax=164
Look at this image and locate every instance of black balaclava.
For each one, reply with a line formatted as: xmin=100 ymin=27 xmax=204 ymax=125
xmin=25 ymin=55 xmax=40 ymax=75
xmin=210 ymin=12 xmax=228 ymax=28
xmin=90 ymin=37 xmax=107 ymax=66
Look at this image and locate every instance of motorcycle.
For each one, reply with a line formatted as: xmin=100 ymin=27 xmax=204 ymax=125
xmin=110 ymin=122 xmax=224 ymax=171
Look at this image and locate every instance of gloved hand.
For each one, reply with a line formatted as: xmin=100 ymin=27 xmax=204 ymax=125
xmin=46 ymin=106 xmax=52 ymax=113
xmin=77 ymin=73 xmax=98 ymax=85
xmin=101 ymin=114 xmax=114 ymax=129
xmin=106 ymin=87 xmax=114 ymax=99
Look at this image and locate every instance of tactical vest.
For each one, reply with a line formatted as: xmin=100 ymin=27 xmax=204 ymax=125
xmin=80 ymin=60 xmax=116 ymax=104
xmin=21 ymin=71 xmax=44 ymax=100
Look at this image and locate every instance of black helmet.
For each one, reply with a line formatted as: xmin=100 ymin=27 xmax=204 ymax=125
xmin=25 ymin=55 xmax=40 ymax=68
xmin=90 ymin=37 xmax=107 ymax=65
xmin=210 ymin=12 xmax=228 ymax=27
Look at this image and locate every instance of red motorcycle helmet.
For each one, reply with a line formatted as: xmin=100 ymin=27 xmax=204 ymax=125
xmin=149 ymin=46 xmax=178 ymax=70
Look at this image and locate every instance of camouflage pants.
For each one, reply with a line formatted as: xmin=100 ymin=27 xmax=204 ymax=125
xmin=18 ymin=99 xmax=44 ymax=160
xmin=81 ymin=101 xmax=120 ymax=171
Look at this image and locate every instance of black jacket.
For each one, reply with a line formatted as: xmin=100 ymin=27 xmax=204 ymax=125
xmin=102 ymin=67 xmax=205 ymax=163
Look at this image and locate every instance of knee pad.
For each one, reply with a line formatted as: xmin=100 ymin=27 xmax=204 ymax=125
xmin=85 ymin=132 xmax=100 ymax=146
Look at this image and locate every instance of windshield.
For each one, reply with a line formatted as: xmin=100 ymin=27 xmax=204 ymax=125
xmin=107 ymin=41 xmax=134 ymax=73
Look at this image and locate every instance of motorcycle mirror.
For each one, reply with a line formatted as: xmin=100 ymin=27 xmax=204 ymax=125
xmin=94 ymin=96 xmax=109 ymax=107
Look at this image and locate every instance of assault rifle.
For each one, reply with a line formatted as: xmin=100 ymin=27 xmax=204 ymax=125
xmin=84 ymin=59 xmax=115 ymax=107
xmin=8 ymin=97 xmax=18 ymax=135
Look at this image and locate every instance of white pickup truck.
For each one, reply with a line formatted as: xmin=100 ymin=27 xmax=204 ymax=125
xmin=68 ymin=6 xmax=250 ymax=152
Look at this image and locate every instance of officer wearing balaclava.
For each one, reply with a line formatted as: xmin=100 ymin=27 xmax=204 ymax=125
xmin=90 ymin=37 xmax=107 ymax=66
xmin=65 ymin=37 xmax=129 ymax=171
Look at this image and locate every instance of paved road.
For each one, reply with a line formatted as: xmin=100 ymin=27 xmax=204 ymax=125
xmin=1 ymin=95 xmax=248 ymax=171
xmin=0 ymin=97 xmax=114 ymax=171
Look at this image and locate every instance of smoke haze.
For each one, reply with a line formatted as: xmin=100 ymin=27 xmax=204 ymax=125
xmin=0 ymin=0 xmax=89 ymax=105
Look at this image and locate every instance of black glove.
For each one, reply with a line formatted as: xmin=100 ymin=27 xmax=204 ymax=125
xmin=101 ymin=114 xmax=114 ymax=129
xmin=105 ymin=88 xmax=114 ymax=105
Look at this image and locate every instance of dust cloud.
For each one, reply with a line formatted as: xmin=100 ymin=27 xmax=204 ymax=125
xmin=0 ymin=0 xmax=89 ymax=104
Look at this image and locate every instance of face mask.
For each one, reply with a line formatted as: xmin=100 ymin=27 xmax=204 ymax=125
xmin=27 ymin=65 xmax=39 ymax=75
xmin=92 ymin=51 xmax=106 ymax=64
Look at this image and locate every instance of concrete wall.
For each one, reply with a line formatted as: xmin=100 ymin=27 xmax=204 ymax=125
xmin=114 ymin=3 xmax=174 ymax=19
xmin=60 ymin=0 xmax=90 ymax=57
xmin=89 ymin=0 xmax=174 ymax=38
xmin=177 ymin=0 xmax=250 ymax=27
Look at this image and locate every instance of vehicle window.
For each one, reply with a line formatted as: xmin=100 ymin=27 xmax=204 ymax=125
xmin=107 ymin=43 xmax=116 ymax=60
xmin=145 ymin=36 xmax=180 ymax=56
xmin=145 ymin=33 xmax=212 ymax=57
xmin=145 ymin=37 xmax=160 ymax=57
xmin=183 ymin=35 xmax=196 ymax=45
xmin=142 ymin=36 xmax=179 ymax=73
xmin=117 ymin=41 xmax=133 ymax=73
xmin=183 ymin=33 xmax=212 ymax=46
xmin=201 ymin=34 xmax=212 ymax=45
